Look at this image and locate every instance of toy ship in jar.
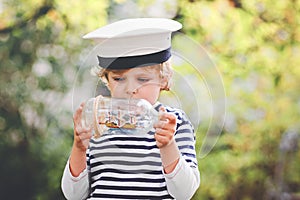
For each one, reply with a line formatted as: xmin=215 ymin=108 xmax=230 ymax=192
xmin=82 ymin=96 xmax=158 ymax=137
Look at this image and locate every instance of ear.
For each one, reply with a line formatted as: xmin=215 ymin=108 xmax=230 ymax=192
xmin=160 ymin=76 xmax=169 ymax=90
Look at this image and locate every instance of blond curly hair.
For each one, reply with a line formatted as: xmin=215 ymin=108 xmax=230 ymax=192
xmin=95 ymin=59 xmax=173 ymax=91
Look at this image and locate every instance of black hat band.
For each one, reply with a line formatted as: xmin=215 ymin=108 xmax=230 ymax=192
xmin=97 ymin=47 xmax=171 ymax=69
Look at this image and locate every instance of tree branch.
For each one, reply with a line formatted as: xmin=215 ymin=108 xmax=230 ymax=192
xmin=0 ymin=2 xmax=54 ymax=34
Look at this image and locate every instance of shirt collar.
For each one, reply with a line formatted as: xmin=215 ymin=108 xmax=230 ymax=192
xmin=153 ymin=101 xmax=163 ymax=112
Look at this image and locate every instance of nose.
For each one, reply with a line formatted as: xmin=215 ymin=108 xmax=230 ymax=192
xmin=125 ymin=81 xmax=138 ymax=95
xmin=126 ymin=88 xmax=137 ymax=95
xmin=126 ymin=88 xmax=138 ymax=97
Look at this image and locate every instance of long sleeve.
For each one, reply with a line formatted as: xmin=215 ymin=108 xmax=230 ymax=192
xmin=163 ymin=156 xmax=200 ymax=199
xmin=61 ymin=159 xmax=89 ymax=200
xmin=162 ymin=105 xmax=200 ymax=199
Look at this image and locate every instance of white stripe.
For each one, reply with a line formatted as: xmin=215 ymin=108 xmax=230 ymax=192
xmin=92 ymin=188 xmax=170 ymax=196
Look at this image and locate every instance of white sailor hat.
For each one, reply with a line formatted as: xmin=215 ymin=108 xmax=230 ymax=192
xmin=83 ymin=18 xmax=182 ymax=69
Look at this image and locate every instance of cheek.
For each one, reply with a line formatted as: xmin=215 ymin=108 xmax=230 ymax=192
xmin=138 ymin=86 xmax=161 ymax=104
xmin=109 ymin=85 xmax=123 ymax=95
xmin=108 ymin=81 xmax=121 ymax=90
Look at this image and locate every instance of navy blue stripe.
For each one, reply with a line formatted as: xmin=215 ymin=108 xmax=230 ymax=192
xmin=176 ymin=129 xmax=194 ymax=135
xmin=92 ymin=193 xmax=172 ymax=199
xmin=184 ymin=158 xmax=197 ymax=165
xmin=176 ymin=136 xmax=194 ymax=143
xmin=90 ymin=168 xmax=162 ymax=177
xmin=90 ymin=160 xmax=161 ymax=167
xmin=177 ymin=120 xmax=192 ymax=126
xmin=93 ymin=184 xmax=167 ymax=192
xmin=90 ymin=144 xmax=157 ymax=151
xmin=182 ymin=152 xmax=196 ymax=158
xmin=178 ymin=144 xmax=195 ymax=151
xmin=99 ymin=176 xmax=165 ymax=183
xmin=90 ymin=152 xmax=160 ymax=159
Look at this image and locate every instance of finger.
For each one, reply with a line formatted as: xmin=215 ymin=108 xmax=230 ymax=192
xmin=153 ymin=121 xmax=167 ymax=129
xmin=159 ymin=112 xmax=176 ymax=125
xmin=154 ymin=132 xmax=172 ymax=147
xmin=75 ymin=126 xmax=91 ymax=136
xmin=74 ymin=130 xmax=92 ymax=148
xmin=74 ymin=134 xmax=91 ymax=150
xmin=155 ymin=137 xmax=163 ymax=148
xmin=73 ymin=102 xmax=85 ymax=125
xmin=155 ymin=128 xmax=173 ymax=138
xmin=159 ymin=106 xmax=166 ymax=112
xmin=73 ymin=110 xmax=82 ymax=126
xmin=156 ymin=142 xmax=163 ymax=148
xmin=154 ymin=117 xmax=176 ymax=133
xmin=78 ymin=131 xmax=92 ymax=141
xmin=158 ymin=107 xmax=166 ymax=120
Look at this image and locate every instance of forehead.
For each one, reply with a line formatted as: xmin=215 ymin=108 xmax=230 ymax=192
xmin=109 ymin=65 xmax=160 ymax=75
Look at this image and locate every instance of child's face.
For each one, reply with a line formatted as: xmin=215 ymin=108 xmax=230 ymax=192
xmin=106 ymin=66 xmax=163 ymax=105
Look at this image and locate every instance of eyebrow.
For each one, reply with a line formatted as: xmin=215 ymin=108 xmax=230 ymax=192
xmin=110 ymin=70 xmax=127 ymax=75
xmin=110 ymin=70 xmax=155 ymax=76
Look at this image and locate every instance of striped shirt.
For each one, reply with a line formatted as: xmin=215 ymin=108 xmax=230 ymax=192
xmin=62 ymin=102 xmax=199 ymax=200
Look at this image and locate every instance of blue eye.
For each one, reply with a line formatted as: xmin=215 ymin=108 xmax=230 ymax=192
xmin=113 ymin=77 xmax=125 ymax=81
xmin=138 ymin=78 xmax=150 ymax=82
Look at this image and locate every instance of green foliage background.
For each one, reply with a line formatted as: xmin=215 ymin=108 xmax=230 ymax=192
xmin=0 ymin=0 xmax=299 ymax=199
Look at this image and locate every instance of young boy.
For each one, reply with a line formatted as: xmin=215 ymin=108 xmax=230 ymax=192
xmin=61 ymin=18 xmax=200 ymax=200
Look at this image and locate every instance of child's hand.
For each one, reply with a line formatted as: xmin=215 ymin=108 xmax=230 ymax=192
xmin=154 ymin=107 xmax=177 ymax=148
xmin=73 ymin=102 xmax=92 ymax=152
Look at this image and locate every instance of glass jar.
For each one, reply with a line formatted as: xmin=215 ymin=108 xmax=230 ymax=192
xmin=82 ymin=96 xmax=158 ymax=137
